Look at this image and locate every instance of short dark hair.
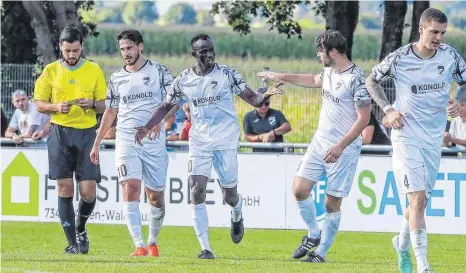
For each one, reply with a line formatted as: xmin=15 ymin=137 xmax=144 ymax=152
xmin=117 ymin=29 xmax=144 ymax=44
xmin=191 ymin=34 xmax=211 ymax=48
xmin=456 ymin=85 xmax=466 ymax=103
xmin=315 ymin=30 xmax=347 ymax=55
xmin=59 ymin=26 xmax=83 ymax=44
xmin=420 ymin=8 xmax=448 ymax=24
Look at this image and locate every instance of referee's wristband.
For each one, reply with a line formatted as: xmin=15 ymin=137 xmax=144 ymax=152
xmin=92 ymin=100 xmax=96 ymax=109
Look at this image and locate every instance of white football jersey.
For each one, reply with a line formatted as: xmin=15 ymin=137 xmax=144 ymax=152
xmin=314 ymin=65 xmax=371 ymax=152
xmin=372 ymin=43 xmax=466 ymax=148
xmin=165 ymin=64 xmax=247 ymax=150
xmin=106 ymin=60 xmax=173 ymax=143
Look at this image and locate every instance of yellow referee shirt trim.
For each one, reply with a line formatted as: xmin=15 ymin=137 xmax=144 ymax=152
xmin=34 ymin=59 xmax=107 ymax=129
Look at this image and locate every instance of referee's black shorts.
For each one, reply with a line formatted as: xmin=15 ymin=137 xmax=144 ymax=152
xmin=48 ymin=124 xmax=101 ymax=183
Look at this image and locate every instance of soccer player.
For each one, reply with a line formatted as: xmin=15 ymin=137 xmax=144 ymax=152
xmin=366 ymin=8 xmax=465 ymax=273
xmin=134 ymin=34 xmax=284 ymax=259
xmin=90 ymin=29 xmax=173 ymax=257
xmin=258 ymin=30 xmax=372 ymax=263
xmin=34 ymin=26 xmax=106 ymax=254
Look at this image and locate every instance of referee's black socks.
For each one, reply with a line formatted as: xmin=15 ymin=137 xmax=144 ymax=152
xmin=76 ymin=198 xmax=96 ymax=233
xmin=58 ymin=196 xmax=77 ymax=246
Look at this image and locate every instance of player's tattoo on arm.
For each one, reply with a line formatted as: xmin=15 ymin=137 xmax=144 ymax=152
xmin=365 ymin=75 xmax=391 ymax=111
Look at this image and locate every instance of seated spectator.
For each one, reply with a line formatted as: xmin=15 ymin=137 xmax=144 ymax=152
xmin=444 ymin=91 xmax=466 ymax=150
xmin=179 ymin=102 xmax=191 ymax=141
xmin=5 ymin=89 xmax=50 ymax=144
xmin=243 ymin=88 xmax=291 ymax=153
xmin=96 ymin=114 xmax=117 ymax=139
xmin=165 ymin=114 xmax=179 ymax=151
xmin=362 ymin=112 xmax=391 ymax=145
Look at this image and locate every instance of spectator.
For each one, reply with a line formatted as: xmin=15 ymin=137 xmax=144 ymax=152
xmin=179 ymin=102 xmax=191 ymax=141
xmin=444 ymin=98 xmax=466 ymax=150
xmin=174 ymin=98 xmax=187 ymax=130
xmin=5 ymin=89 xmax=50 ymax=144
xmin=1 ymin=108 xmax=8 ymax=137
xmin=361 ymin=112 xmax=391 ymax=145
xmin=165 ymin=114 xmax=179 ymax=151
xmin=243 ymin=87 xmax=291 ymax=153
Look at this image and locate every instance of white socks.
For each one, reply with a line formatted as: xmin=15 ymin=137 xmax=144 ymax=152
xmin=230 ymin=194 xmax=243 ymax=222
xmin=192 ymin=203 xmax=211 ymax=252
xmin=123 ymin=201 xmax=145 ymax=248
xmin=297 ymin=197 xmax=321 ymax=239
xmin=410 ymin=229 xmax=430 ymax=272
xmin=148 ymin=205 xmax=165 ymax=246
xmin=398 ymin=216 xmax=410 ymax=251
xmin=315 ymin=211 xmax=341 ymax=258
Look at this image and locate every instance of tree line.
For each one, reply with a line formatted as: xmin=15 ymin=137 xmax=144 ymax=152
xmin=1 ymin=0 xmax=458 ymax=65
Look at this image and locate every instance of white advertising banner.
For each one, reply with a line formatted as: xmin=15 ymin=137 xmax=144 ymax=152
xmin=1 ymin=148 xmax=465 ymax=234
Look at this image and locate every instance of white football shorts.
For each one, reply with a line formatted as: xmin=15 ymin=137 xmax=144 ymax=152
xmin=392 ymin=141 xmax=441 ymax=198
xmin=296 ymin=136 xmax=360 ymax=197
xmin=115 ymin=142 xmax=168 ymax=192
xmin=188 ymin=148 xmax=238 ymax=188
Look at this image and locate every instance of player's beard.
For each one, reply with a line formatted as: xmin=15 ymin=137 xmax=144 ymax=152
xmin=126 ymin=52 xmax=140 ymax=66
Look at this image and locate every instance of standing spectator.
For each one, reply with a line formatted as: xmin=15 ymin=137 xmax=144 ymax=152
xmin=5 ymin=89 xmax=50 ymax=144
xmin=243 ymin=88 xmax=291 ymax=152
xmin=179 ymin=102 xmax=191 ymax=141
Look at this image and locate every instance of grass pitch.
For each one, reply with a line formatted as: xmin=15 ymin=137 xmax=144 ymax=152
xmin=1 ymin=221 xmax=465 ymax=273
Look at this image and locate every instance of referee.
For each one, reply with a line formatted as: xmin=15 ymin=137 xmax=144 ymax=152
xmin=34 ymin=26 xmax=106 ymax=254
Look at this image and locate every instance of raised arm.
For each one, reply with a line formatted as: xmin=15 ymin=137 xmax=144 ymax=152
xmin=257 ymin=70 xmax=324 ymax=88
xmin=238 ymin=83 xmax=284 ymax=108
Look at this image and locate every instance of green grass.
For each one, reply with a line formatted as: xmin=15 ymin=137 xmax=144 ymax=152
xmin=2 ymin=221 xmax=466 ymax=273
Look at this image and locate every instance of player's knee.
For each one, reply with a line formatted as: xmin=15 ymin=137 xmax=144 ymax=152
xmin=325 ymin=196 xmax=342 ymax=213
xmin=292 ymin=177 xmax=313 ymax=201
xmin=147 ymin=190 xmax=165 ymax=208
xmin=293 ymin=188 xmax=310 ymax=201
xmin=190 ymin=184 xmax=206 ymax=204
xmin=122 ymin=181 xmax=141 ymax=201
xmin=409 ymin=193 xmax=427 ymax=211
xmin=223 ymin=191 xmax=238 ymax=207
xmin=57 ymin=183 xmax=74 ymax=197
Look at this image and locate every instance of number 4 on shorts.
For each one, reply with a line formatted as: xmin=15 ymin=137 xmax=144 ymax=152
xmin=404 ymin=175 xmax=409 ymax=189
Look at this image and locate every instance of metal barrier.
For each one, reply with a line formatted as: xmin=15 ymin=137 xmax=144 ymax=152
xmin=2 ymin=138 xmax=465 ymax=155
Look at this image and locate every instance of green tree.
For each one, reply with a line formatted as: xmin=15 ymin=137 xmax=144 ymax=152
xmin=197 ymin=9 xmax=215 ymax=26
xmin=163 ymin=3 xmax=197 ymax=25
xmin=122 ymin=1 xmax=158 ymax=25
xmin=5 ymin=1 xmax=99 ymax=65
xmin=211 ymin=1 xmax=360 ymax=61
